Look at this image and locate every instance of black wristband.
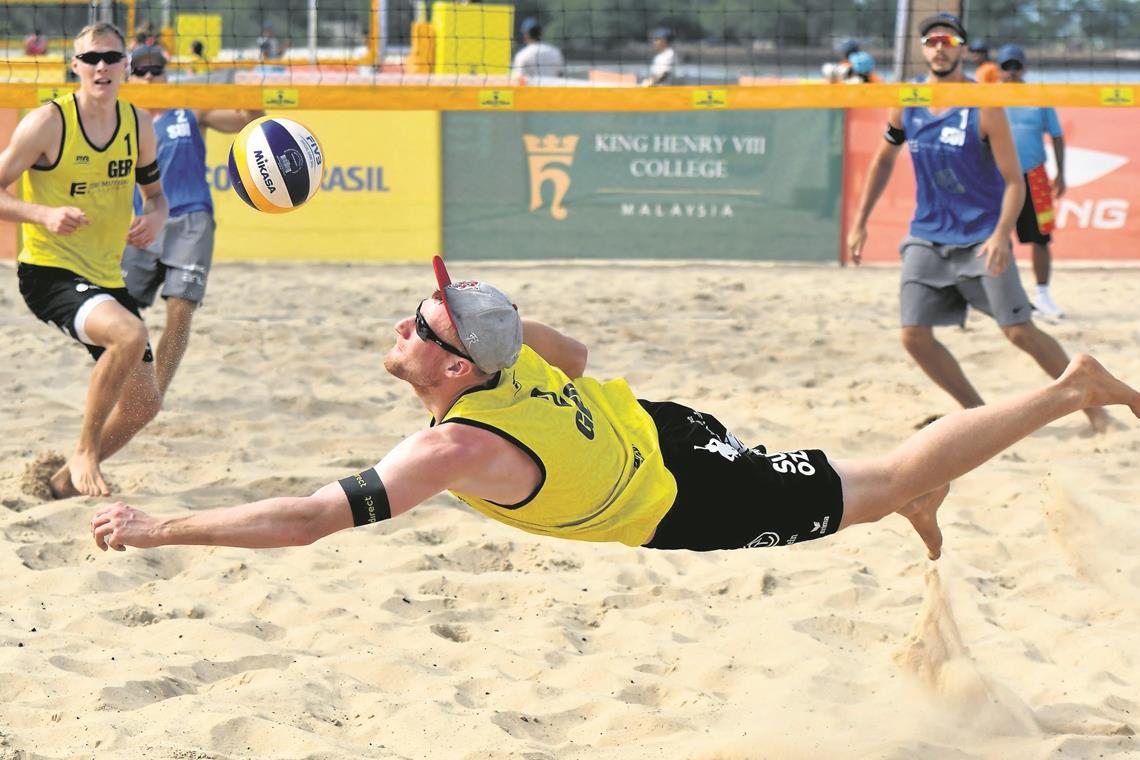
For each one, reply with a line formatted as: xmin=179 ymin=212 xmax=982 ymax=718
xmin=338 ymin=468 xmax=392 ymax=527
xmin=136 ymin=160 xmax=161 ymax=185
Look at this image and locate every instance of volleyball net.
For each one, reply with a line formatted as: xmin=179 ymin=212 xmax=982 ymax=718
xmin=0 ymin=0 xmax=1138 ymax=109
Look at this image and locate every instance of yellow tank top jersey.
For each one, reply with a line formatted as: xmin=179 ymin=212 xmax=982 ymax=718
xmin=441 ymin=345 xmax=678 ymax=547
xmin=19 ymin=94 xmax=139 ymax=288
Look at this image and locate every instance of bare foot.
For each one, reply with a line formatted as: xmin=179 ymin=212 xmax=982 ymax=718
xmin=1063 ymin=354 xmax=1140 ymax=418
xmin=48 ymin=465 xmax=80 ymax=500
xmin=67 ymin=452 xmax=110 ymax=497
xmin=898 ymin=483 xmax=950 ymax=560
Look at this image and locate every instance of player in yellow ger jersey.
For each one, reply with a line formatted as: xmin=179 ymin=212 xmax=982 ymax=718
xmin=0 ymin=22 xmax=168 ymax=498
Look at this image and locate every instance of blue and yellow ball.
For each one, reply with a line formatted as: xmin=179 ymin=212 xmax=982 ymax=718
xmin=227 ymin=117 xmax=324 ymax=213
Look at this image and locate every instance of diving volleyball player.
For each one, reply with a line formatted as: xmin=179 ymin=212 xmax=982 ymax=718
xmin=92 ymin=257 xmax=1140 ymax=562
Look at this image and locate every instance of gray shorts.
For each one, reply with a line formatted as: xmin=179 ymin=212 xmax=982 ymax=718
xmin=899 ymin=236 xmax=1032 ymax=328
xmin=121 ymin=210 xmax=216 ymax=307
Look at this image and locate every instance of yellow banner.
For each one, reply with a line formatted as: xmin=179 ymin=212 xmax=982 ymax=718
xmin=206 ymin=111 xmax=440 ymax=261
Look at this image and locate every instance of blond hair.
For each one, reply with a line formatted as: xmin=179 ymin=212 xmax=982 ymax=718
xmin=74 ymin=22 xmax=126 ymax=52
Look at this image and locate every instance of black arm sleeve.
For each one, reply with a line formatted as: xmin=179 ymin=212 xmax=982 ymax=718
xmin=884 ymin=123 xmax=907 ymax=145
xmin=136 ymin=160 xmax=161 ymax=185
xmin=337 ymin=468 xmax=392 ymax=527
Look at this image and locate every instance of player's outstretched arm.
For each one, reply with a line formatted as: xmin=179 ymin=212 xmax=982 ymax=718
xmin=198 ymin=108 xmax=266 ymax=134
xmin=847 ymin=106 xmax=904 ymax=265
xmin=0 ymin=105 xmax=90 ymax=232
xmin=977 ymin=107 xmax=1025 ymax=276
xmin=522 ymin=319 xmax=588 ymax=378
xmin=90 ymin=425 xmax=506 ymax=552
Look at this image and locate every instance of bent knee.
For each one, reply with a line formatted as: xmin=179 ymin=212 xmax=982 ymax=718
xmin=900 ymin=326 xmax=935 ymax=353
xmin=1001 ymin=322 xmax=1038 ymax=350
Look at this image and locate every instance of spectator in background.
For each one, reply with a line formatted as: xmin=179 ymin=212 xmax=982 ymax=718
xmin=845 ymin=51 xmax=879 ymax=83
xmin=824 ymin=39 xmax=881 ymax=83
xmin=642 ymin=27 xmax=677 ymax=86
xmin=257 ymin=21 xmax=290 ymax=62
xmin=998 ymin=44 xmax=1067 ymax=319
xmin=510 ymin=17 xmax=564 ymax=82
xmin=24 ymin=29 xmax=48 ymax=56
xmin=133 ymin=20 xmax=158 ymax=51
xmin=968 ymin=39 xmax=999 ymax=82
xmin=189 ymin=40 xmax=208 ymax=76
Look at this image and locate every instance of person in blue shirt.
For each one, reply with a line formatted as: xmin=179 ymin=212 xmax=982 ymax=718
xmin=999 ymin=44 xmax=1067 ymax=319
xmin=120 ymin=44 xmax=264 ymax=396
xmin=846 ymin=14 xmax=1106 ymax=432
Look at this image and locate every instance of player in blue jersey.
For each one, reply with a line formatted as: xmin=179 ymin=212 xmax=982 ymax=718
xmin=846 ymin=13 xmax=1106 ymax=432
xmin=120 ymin=44 xmax=264 ymax=395
xmin=998 ymin=44 xmax=1067 ymax=319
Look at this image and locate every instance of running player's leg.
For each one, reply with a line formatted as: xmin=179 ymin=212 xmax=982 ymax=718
xmin=151 ymin=211 xmax=213 ymax=396
xmin=1032 ymin=241 xmax=1051 ymax=288
xmin=52 ymin=299 xmax=160 ymax=497
xmin=899 ymin=239 xmax=986 ymax=409
xmin=834 ymin=354 xmax=1139 ymax=557
xmin=155 ymin=296 xmax=197 ymax=395
xmin=901 ymin=325 xmax=985 ymax=408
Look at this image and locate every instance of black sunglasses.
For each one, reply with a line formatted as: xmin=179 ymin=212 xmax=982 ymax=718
xmin=131 ymin=64 xmax=165 ymax=77
xmin=1000 ymin=60 xmax=1023 ymax=71
xmin=415 ymin=302 xmax=473 ymax=361
xmin=74 ymin=50 xmax=126 ymax=65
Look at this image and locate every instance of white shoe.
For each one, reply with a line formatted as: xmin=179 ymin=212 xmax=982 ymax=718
xmin=1033 ymin=292 xmax=1065 ymax=319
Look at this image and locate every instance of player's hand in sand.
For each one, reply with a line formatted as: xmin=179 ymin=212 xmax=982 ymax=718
xmin=41 ymin=206 xmax=90 ymax=234
xmin=92 ymin=502 xmax=160 ymax=551
xmin=847 ymin=224 xmax=868 ymax=265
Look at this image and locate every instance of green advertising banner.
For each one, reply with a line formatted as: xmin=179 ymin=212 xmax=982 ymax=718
xmin=443 ymin=110 xmax=843 ymax=261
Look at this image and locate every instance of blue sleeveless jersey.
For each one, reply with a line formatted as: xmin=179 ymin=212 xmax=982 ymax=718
xmin=903 ymin=106 xmax=1004 ymax=245
xmin=134 ymin=109 xmax=212 ymax=218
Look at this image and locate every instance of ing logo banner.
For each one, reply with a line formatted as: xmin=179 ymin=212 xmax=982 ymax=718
xmin=523 ymin=133 xmax=579 ymax=220
xmin=207 ymin=110 xmax=440 ymax=262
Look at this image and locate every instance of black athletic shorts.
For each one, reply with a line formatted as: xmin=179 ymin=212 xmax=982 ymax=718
xmin=18 ymin=263 xmax=153 ymax=363
xmin=641 ymin=400 xmax=844 ymax=551
xmin=1015 ymin=173 xmax=1052 ymax=245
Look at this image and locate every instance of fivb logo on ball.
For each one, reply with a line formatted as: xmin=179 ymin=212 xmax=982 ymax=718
xmin=228 ymin=117 xmax=324 ymax=214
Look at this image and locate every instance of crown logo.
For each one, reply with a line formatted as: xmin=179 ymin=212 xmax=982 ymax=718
xmin=523 ymin=134 xmax=580 ymax=154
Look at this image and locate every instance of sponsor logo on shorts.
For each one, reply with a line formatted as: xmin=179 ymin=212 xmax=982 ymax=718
xmin=811 ymin=516 xmax=830 ymax=534
xmin=745 ymin=531 xmax=780 ymax=548
xmin=694 ymin=436 xmax=740 ymax=461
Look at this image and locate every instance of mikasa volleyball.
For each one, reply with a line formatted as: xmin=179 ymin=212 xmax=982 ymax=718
xmin=228 ymin=117 xmax=324 ymax=213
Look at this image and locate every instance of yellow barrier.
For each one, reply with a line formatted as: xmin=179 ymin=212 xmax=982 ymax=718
xmin=0 ymin=82 xmax=1133 ymax=111
xmin=205 ymin=110 xmax=441 ymax=262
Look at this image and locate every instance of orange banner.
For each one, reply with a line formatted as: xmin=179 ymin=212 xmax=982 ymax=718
xmin=843 ymin=107 xmax=1140 ymax=263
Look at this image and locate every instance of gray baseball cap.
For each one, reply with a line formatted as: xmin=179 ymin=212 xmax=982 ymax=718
xmin=432 ymin=255 xmax=522 ymax=373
